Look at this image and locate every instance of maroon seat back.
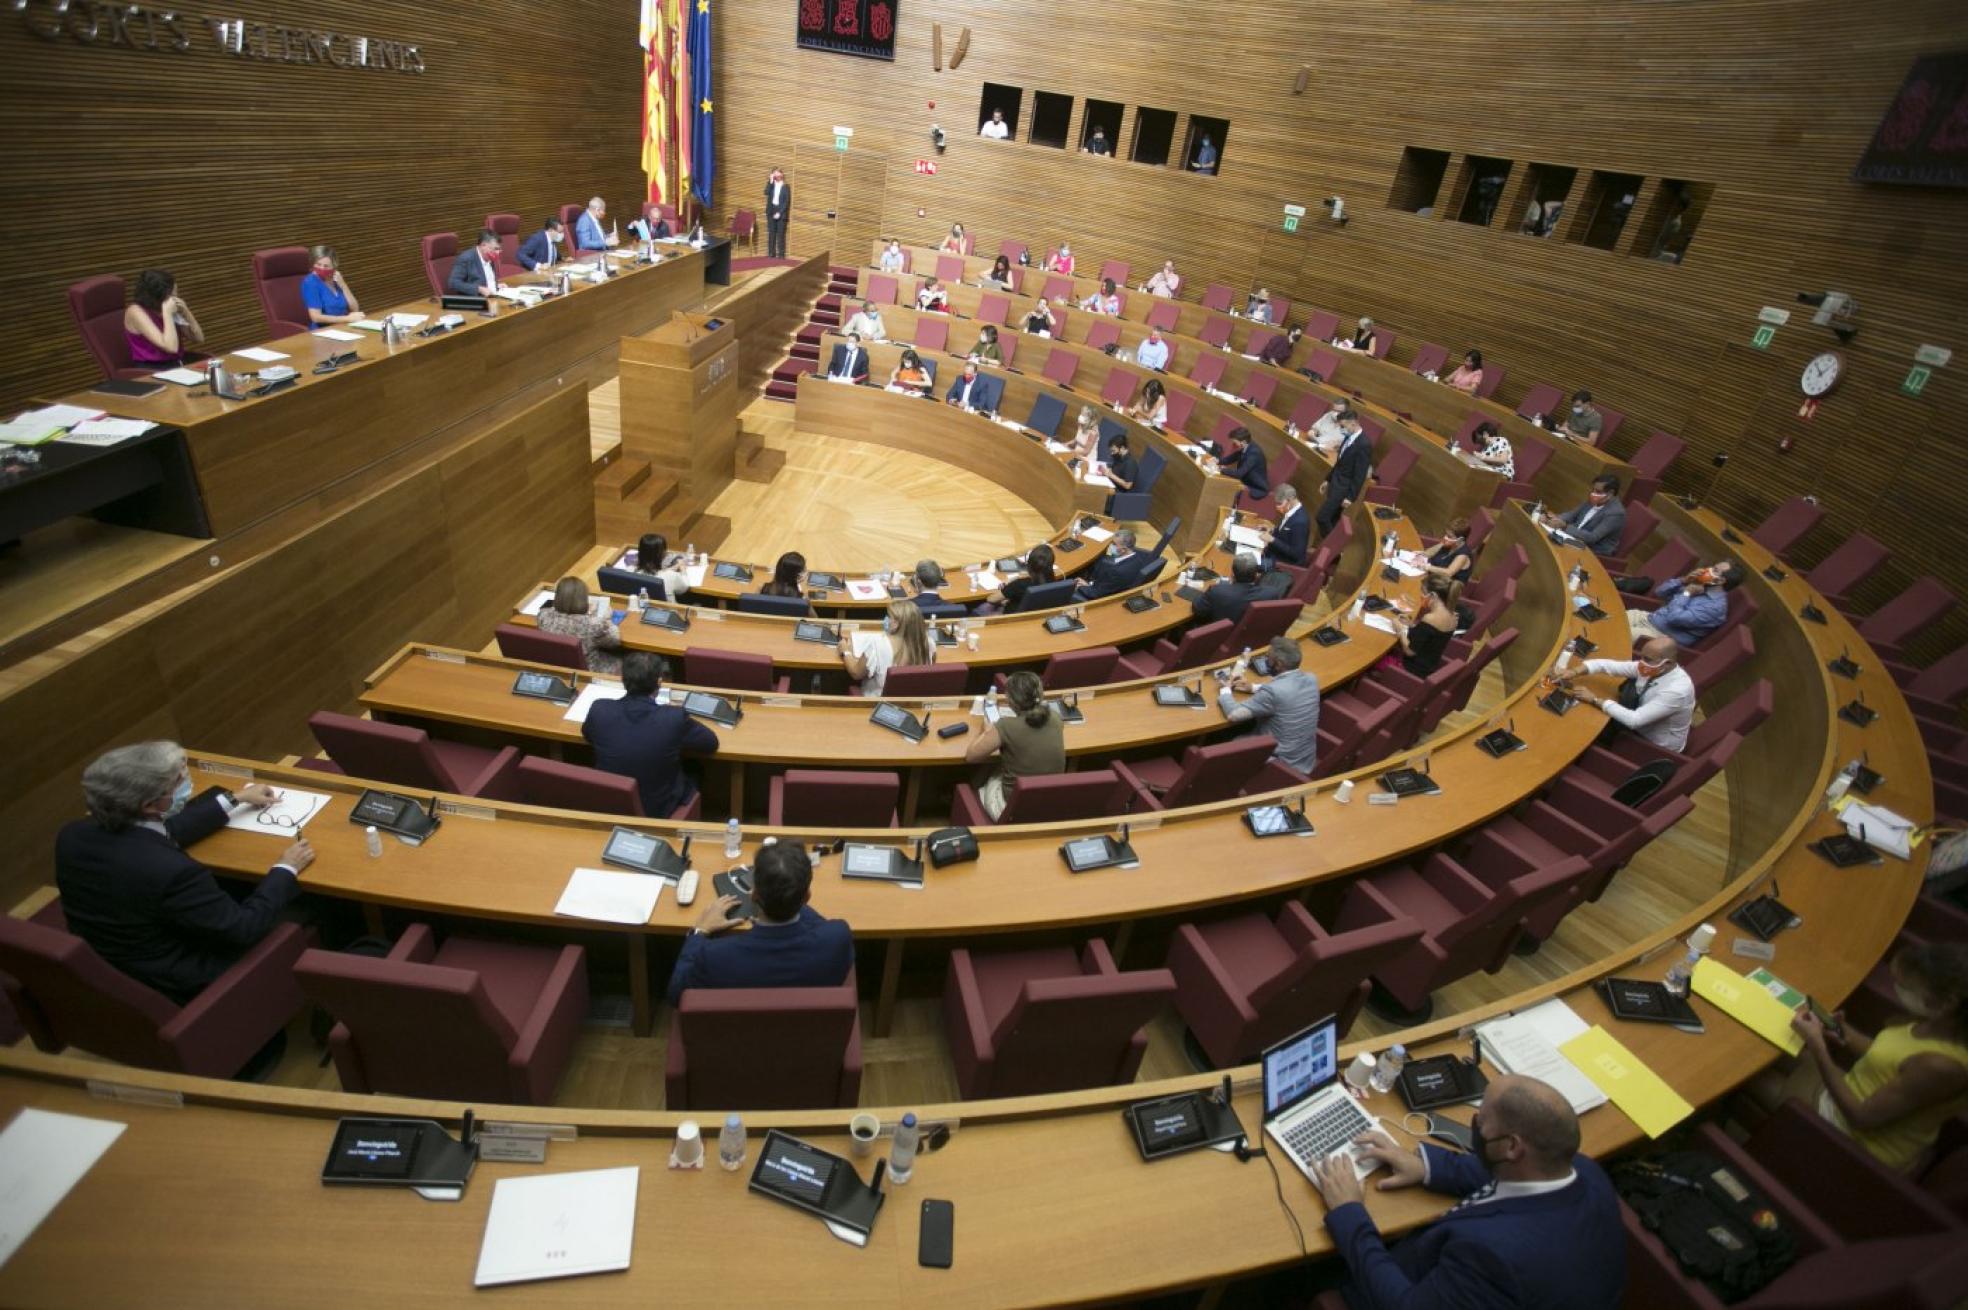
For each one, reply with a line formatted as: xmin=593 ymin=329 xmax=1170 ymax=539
xmin=1097 ymin=258 xmax=1129 ymax=286
xmin=775 ymin=769 xmax=900 ymax=826
xmin=1085 ymin=320 xmax=1121 ymax=352
xmin=1630 ymin=429 xmax=1686 ymax=480
xmin=1305 ymin=347 xmax=1341 ymax=381
xmin=1217 ymin=599 xmax=1302 ymax=660
xmin=557 ymin=203 xmax=586 ymax=249
xmin=484 ymin=212 xmax=523 ymax=271
xmin=997 ymin=239 xmax=1028 ymax=263
xmin=1631 ymin=536 xmax=1696 ymax=584
xmin=495 ymin=623 xmax=587 ymax=671
xmin=1164 ymin=619 xmax=1232 ymax=672
xmin=1288 ymin=391 xmax=1332 ymax=431
xmin=1368 ymin=443 xmax=1417 ymax=495
xmin=935 ymin=253 xmax=966 ymax=282
xmin=1198 ymin=316 xmax=1233 ymax=348
xmin=1611 ymin=496 xmax=1661 ymax=560
xmin=973 ymin=291 xmax=1009 ymax=324
xmin=420 ymin=232 xmax=458 ymax=298
xmin=308 ymin=710 xmax=454 ymax=792
xmin=0 ymin=911 xmax=179 ymax=1069
xmin=67 ymin=275 xmax=134 ymax=379
xmin=883 ymin=663 xmax=968 ymax=695
xmin=1509 ymin=438 xmax=1553 ymax=487
xmin=516 ymin=756 xmax=645 ymax=817
xmin=1199 ymin=284 xmax=1233 ymax=311
xmin=1043 ymin=645 xmax=1120 ymax=689
xmin=1240 ymin=372 xmax=1278 ymax=408
xmin=1805 ymin=532 xmax=1890 ymax=603
xmin=1515 ymin=382 xmax=1564 ymax=420
xmin=1163 ymin=390 xmax=1198 ymax=435
xmin=997 ymin=334 xmax=1020 ymax=368
xmin=1041 ymin=274 xmax=1074 ymax=302
xmin=1907 ymin=645 xmax=1968 ymax=707
xmin=1859 ymin=577 xmax=1957 ymax=653
xmin=1252 ymin=887 xmax=1424 ymax=1042
xmin=867 ymin=273 xmax=900 ymax=305
xmin=1470 ymin=363 xmax=1504 ymax=398
xmin=914 ymin=317 xmax=950 ymax=353
xmin=667 ymin=974 xmax=860 ymax=1109
xmin=1098 ymin=367 xmax=1137 ymax=407
xmin=1315 ymin=698 xmax=1401 ymax=778
xmin=1188 ymin=354 xmax=1228 ymax=391
xmin=999 ymin=769 xmax=1133 ymax=823
xmin=730 ymin=209 xmax=756 ymax=241
xmin=1146 ymin=300 xmax=1181 ymax=331
xmin=1682 ymin=623 xmax=1754 ymax=688
xmin=1160 ymin=736 xmax=1279 ymax=808
xmin=250 ymin=246 xmax=313 ymax=337
xmin=1367 ymin=328 xmax=1394 ymax=359
xmin=1042 ymin=350 xmax=1079 ymax=387
xmin=1750 ymin=494 xmax=1825 ymax=558
xmin=685 ymin=648 xmax=776 ymax=691
xmin=1410 ymin=343 xmax=1448 ymax=376
xmin=986 ymin=965 xmax=1174 ymax=1098
xmin=296 ymin=945 xmax=520 ymax=1100
xmin=1301 ymin=310 xmax=1339 ymax=342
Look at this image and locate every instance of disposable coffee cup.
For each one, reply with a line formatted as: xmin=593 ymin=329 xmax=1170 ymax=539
xmin=849 ymin=1112 xmax=881 ymax=1157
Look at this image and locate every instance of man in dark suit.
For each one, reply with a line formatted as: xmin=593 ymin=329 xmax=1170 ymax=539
xmin=517 ymin=217 xmax=564 ymax=271
xmin=1077 ymin=528 xmax=1145 ymax=600
xmin=54 ymin=742 xmax=312 ymax=1003
xmin=1260 ymin=484 xmax=1310 ymax=572
xmin=1553 ymin=474 xmax=1629 ymax=556
xmin=825 ymin=332 xmax=870 ymax=384
xmin=764 ymin=167 xmax=792 ymax=258
xmin=1218 ymin=426 xmax=1269 ymax=499
xmin=581 ymin=652 xmax=720 ymax=818
xmin=1310 ymin=1074 xmax=1625 ymax=1309
xmin=668 ymin=842 xmax=853 ymax=1003
xmin=945 ymin=361 xmax=997 ymax=412
xmin=1192 ymin=552 xmax=1263 ymax=625
xmin=448 ymin=228 xmax=503 ymax=297
xmin=1317 ymin=414 xmax=1372 ymax=536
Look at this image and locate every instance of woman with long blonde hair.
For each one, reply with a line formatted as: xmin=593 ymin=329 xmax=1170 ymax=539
xmin=840 ymin=599 xmax=932 ymax=696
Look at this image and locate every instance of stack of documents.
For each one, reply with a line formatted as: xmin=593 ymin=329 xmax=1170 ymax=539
xmin=554 ymin=868 xmax=664 ymax=925
xmin=1691 ymin=957 xmax=1804 ymax=1055
xmin=153 ymin=367 xmax=206 ymax=385
xmin=562 ymin=681 xmax=624 ymax=725
xmin=1839 ymin=799 xmax=1917 ymax=858
xmin=230 ymin=346 xmax=289 ymax=363
xmin=63 ymin=417 xmax=156 ymax=446
xmin=1475 ymin=998 xmax=1608 ymax=1114
xmin=2 ymin=404 xmax=104 ymax=443
xmin=313 ymin=328 xmax=363 ymax=342
xmin=1557 ymin=1026 xmax=1693 ymax=1137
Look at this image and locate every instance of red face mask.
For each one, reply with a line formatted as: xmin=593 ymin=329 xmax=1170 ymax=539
xmin=313 ymin=264 xmax=335 ymax=279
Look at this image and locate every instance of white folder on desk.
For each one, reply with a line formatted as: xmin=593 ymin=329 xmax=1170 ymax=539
xmin=473 ymin=1166 xmax=639 ymax=1287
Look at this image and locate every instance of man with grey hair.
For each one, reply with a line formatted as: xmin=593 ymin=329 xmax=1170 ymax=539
xmin=55 ymin=741 xmax=312 ymax=1002
xmin=574 ymin=196 xmax=618 ymax=252
xmin=1077 ymin=527 xmax=1142 ymax=601
xmin=1307 ymin=1073 xmax=1625 ymax=1307
xmin=1258 ymin=482 xmax=1309 ymax=573
xmin=1219 ymin=636 xmax=1321 ymax=774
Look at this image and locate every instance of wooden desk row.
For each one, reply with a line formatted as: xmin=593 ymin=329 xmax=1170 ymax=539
xmin=871 ymin=239 xmax=1202 ymax=318
xmin=44 ymin=248 xmax=710 ymax=536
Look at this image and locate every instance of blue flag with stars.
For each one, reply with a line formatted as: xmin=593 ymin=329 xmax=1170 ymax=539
xmin=687 ymin=0 xmax=715 ymax=207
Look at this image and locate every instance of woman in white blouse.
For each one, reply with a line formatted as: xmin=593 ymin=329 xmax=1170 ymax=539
xmin=840 ymin=600 xmax=932 ymax=696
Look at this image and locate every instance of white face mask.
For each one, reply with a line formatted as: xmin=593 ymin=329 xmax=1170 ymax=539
xmin=1572 ymin=404 xmax=1585 ymax=415
xmin=1896 ymin=983 xmax=1941 ymax=1018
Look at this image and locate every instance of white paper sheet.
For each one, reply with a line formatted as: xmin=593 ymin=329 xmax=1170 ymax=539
xmin=0 ymin=1108 xmax=128 ymax=1268
xmin=1843 ymin=801 xmax=1915 ymax=858
xmin=152 ymin=368 xmax=206 ymax=385
xmin=473 ymin=1166 xmax=639 ymax=1288
xmin=554 ymin=868 xmax=664 ymax=925
xmin=19 ymin=404 xmax=104 ymax=430
xmin=966 ymin=570 xmax=1002 ymax=591
xmin=845 ymin=579 xmax=888 ymax=601
xmin=312 ymin=328 xmax=362 ymax=342
xmin=1043 ymin=440 xmax=1070 ymax=454
xmin=349 ymin=319 xmax=387 ymax=331
xmin=519 ymin=589 xmax=554 ymax=617
xmin=230 ymin=347 xmax=289 ymax=363
xmin=1081 ymin=525 xmax=1115 ymax=544
xmin=562 ymin=681 xmax=624 ymax=725
xmin=1081 ymin=472 xmax=1114 ymax=488
xmin=1226 ymin=525 xmax=1267 ymax=549
xmin=1476 ymin=1000 xmax=1606 ymax=1115
xmin=64 ymin=418 xmax=156 ymax=444
xmin=388 ymin=313 xmax=428 ymax=329
xmin=223 ymin=788 xmax=332 ymax=836
xmin=1362 ymin=613 xmax=1399 ymax=634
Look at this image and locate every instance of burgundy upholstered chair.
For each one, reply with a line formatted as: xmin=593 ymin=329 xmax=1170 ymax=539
xmin=1509 ymin=438 xmax=1554 ymax=488
xmin=1624 ymin=429 xmax=1687 ymax=504
xmin=68 ymin=275 xmax=202 ymax=381
xmin=1188 ymin=353 xmax=1227 ymax=391
xmin=866 ymin=273 xmax=901 ymax=305
xmin=974 ymin=291 xmax=1009 ymax=324
xmin=296 ymin=924 xmax=587 ymax=1105
xmin=730 ymin=209 xmax=757 ymax=251
xmin=1114 ymin=619 xmax=1231 ymax=680
xmin=484 ymin=213 xmax=525 ymax=275
xmin=306 ymin=710 xmax=524 ymax=800
xmin=1599 ymin=497 xmax=1662 ymax=574
xmin=1480 ymin=790 xmax=1692 ymax=927
xmin=1198 ymin=316 xmax=1234 ymax=349
xmin=1163 ymin=389 xmax=1198 ymax=435
xmin=1806 ymin=532 xmax=1890 ymax=612
xmin=914 ymin=316 xmax=950 ymax=354
xmin=557 ymin=203 xmax=587 ymax=253
xmin=1311 ymin=698 xmax=1401 ymax=779
xmin=1168 ymin=888 xmax=1424 ymax=1068
xmin=1615 ymin=537 xmax=1697 ymax=591
xmin=1749 ymin=494 xmax=1825 ymax=560
xmin=666 ymin=970 xmax=861 ymax=1109
xmin=1042 ymin=349 xmax=1079 ymax=388
xmin=1514 ymin=382 xmax=1564 ymax=420
xmin=1096 ymin=258 xmax=1129 ymax=287
xmin=1722 ymin=1099 xmax=1962 ymax=1246
xmin=1409 ymin=343 xmax=1448 ymax=376
xmin=515 ymin=756 xmax=702 ymax=819
xmin=1857 ymin=577 xmax=1957 ymax=661
xmin=1211 ymin=599 xmax=1302 ymax=661
xmin=944 ymin=940 xmax=1174 ymax=1098
xmin=1597 ymin=679 xmax=1772 ymax=774
xmin=1302 ymin=310 xmax=1340 ymax=343
xmin=867 ymin=663 xmax=969 ymax=697
xmin=994 ymin=646 xmax=1121 ymax=692
xmin=1287 ymin=391 xmax=1332 ymax=432
xmin=1363 ymin=442 xmax=1418 ymax=506
xmin=495 ymin=623 xmax=587 ymax=671
xmin=683 ymin=648 xmax=790 ymax=693
xmin=997 ymin=238 xmax=1028 ymax=263
xmin=951 ymin=768 xmax=1136 ymax=827
xmin=1041 ymin=274 xmax=1074 ymax=302
xmin=1238 ymin=371 xmax=1279 ymax=409
xmin=1085 ymin=319 xmax=1123 ymax=353
xmin=768 ymin=769 xmax=901 ymax=827
xmin=1681 ymin=624 xmax=1755 ymax=688
xmin=1894 ymin=644 xmax=1968 ymax=721
xmin=420 ymin=232 xmax=458 ymax=298
xmin=250 ymin=246 xmax=314 ymax=337
xmin=0 ymin=900 xmax=311 ymax=1078
xmin=1200 ymin=283 xmax=1233 ymax=312
xmin=1146 ymin=299 xmax=1181 ymax=332
xmin=1117 ymin=735 xmax=1279 ymax=809
xmin=1305 ymin=347 xmax=1342 ymax=382
xmin=1099 ymin=366 xmax=1138 ymax=408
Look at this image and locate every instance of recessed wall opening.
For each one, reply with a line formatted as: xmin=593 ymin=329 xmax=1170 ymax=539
xmin=1388 ymin=146 xmax=1451 ymax=214
xmin=1508 ymin=163 xmax=1577 ymax=237
xmin=1080 ymin=100 xmax=1123 ymax=155
xmin=1030 ymin=91 xmax=1073 ymax=149
xmin=1130 ymin=107 xmax=1176 ymax=166
xmin=1631 ymin=178 xmax=1714 ymax=262
xmin=1570 ymin=170 xmax=1644 ymax=250
xmin=1183 ymin=117 xmax=1228 ymax=174
xmin=1452 ymin=155 xmax=1514 ymax=226
xmin=977 ymin=84 xmax=1022 ymax=139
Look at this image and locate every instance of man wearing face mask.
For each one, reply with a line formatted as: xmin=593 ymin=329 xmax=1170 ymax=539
xmin=1308 ymin=1074 xmax=1625 ymax=1309
xmin=1554 ymin=635 xmax=1697 ymax=752
xmin=1548 ymin=473 xmax=1628 ymax=556
xmin=54 ymin=741 xmax=312 ymax=1003
xmin=1078 ymin=527 xmax=1144 ymax=601
xmin=1558 ymin=389 xmax=1604 ymax=444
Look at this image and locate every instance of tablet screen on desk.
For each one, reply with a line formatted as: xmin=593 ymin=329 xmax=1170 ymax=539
xmin=754 ymin=1135 xmax=835 ymax=1206
xmin=352 ymin=792 xmax=409 ymax=827
xmin=844 ymin=846 xmax=896 ymax=876
xmin=871 ymin=703 xmax=917 ymax=732
xmin=1065 ymin=836 xmax=1110 ymax=866
xmin=683 ymin=692 xmax=724 ymax=717
xmin=1130 ymin=1095 xmax=1206 ymax=1153
xmin=328 ymin=1120 xmax=420 ymax=1178
xmin=605 ymin=829 xmax=662 ymax=868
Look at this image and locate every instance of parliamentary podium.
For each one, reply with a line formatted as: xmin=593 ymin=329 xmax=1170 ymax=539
xmin=608 ymin=311 xmax=743 ymax=549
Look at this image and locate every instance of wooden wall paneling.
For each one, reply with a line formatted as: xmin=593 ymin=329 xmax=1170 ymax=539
xmin=836 ymin=152 xmax=889 ymax=268
xmin=0 ymin=384 xmax=594 ymax=909
xmin=790 ymin=144 xmax=842 ymax=258
xmin=0 ymin=0 xmax=648 ymax=415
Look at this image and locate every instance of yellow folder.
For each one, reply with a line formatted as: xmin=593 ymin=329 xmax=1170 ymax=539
xmin=1691 ymin=956 xmax=1805 ymax=1056
xmin=1558 ymin=1025 xmax=1694 ymax=1138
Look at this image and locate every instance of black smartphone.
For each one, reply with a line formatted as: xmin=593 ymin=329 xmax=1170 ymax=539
xmin=919 ymin=1198 xmax=955 ymax=1268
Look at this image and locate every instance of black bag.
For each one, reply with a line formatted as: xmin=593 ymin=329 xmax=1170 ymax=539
xmin=1611 ymin=759 xmax=1677 ymax=808
xmin=925 ymin=827 xmax=979 ymax=868
xmin=1612 ymin=1150 xmax=1796 ymax=1303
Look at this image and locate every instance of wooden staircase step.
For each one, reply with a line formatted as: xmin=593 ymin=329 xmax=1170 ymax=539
xmin=594 ymin=457 xmax=652 ymax=501
xmin=675 ymin=512 xmax=730 ymax=552
xmin=735 ymin=445 xmax=787 ymax=484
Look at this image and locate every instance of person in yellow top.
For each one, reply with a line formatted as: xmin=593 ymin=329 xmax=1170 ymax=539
xmin=1791 ymin=941 xmax=1968 ymax=1172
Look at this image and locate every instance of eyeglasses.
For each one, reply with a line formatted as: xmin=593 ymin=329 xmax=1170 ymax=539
xmin=254 ymin=809 xmax=303 ymax=829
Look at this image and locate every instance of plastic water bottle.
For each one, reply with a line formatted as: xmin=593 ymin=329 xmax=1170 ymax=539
xmin=1369 ymin=1044 xmax=1407 ymax=1095
xmin=889 ymin=1113 xmax=920 ymax=1184
xmin=1664 ymin=948 xmax=1700 ymax=997
xmin=1233 ymin=646 xmax=1251 ymax=680
xmin=985 ymin=685 xmax=999 ymax=720
xmin=718 ymin=1114 xmax=747 ymax=1170
xmin=633 ymin=587 xmax=649 ymax=612
xmin=724 ymin=817 xmax=742 ymax=860
xmin=365 ymin=825 xmax=383 ymax=858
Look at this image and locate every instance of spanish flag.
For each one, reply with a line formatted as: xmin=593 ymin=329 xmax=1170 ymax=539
xmin=639 ymin=0 xmax=681 ymax=206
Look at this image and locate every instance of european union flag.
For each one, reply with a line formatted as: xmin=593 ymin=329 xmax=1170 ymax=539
xmin=687 ymin=0 xmax=715 ymax=206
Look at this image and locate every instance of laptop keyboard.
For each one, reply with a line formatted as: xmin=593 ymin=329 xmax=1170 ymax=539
xmin=1281 ymin=1097 xmax=1373 ymax=1164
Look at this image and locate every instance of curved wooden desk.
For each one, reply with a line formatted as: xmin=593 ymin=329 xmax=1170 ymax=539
xmin=869 ymin=239 xmax=1202 ymax=313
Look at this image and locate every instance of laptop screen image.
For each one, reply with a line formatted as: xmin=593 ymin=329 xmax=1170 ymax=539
xmin=1261 ymin=1015 xmax=1340 ymax=1122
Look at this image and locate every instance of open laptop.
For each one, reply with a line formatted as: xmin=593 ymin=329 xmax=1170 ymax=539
xmin=1260 ymin=1016 xmax=1382 ymax=1182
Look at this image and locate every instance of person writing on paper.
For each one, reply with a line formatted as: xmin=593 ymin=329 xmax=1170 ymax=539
xmin=879 ymin=239 xmax=906 ymax=273
xmin=1135 ymin=327 xmax=1171 ymax=372
xmin=55 ymin=741 xmax=311 ymax=1005
xmin=827 ymin=331 xmax=870 ymax=384
xmin=518 ymin=216 xmax=565 ymax=271
xmin=300 ymin=246 xmax=362 ymax=327
xmin=124 ymin=269 xmax=205 ymax=366
xmin=1792 ymin=942 xmax=1968 ymax=1173
xmin=979 ymin=108 xmax=1010 ymax=139
xmin=1068 ymin=405 xmax=1102 ymax=461
xmin=1259 ymin=484 xmax=1309 ymax=570
xmin=916 ymin=277 xmax=950 ymax=312
xmin=1471 ymin=420 xmax=1515 ymax=478
xmin=448 ymin=229 xmax=503 ymax=297
xmin=1257 ymin=325 xmax=1303 ymax=368
xmin=843 ymin=299 xmax=887 ymax=342
xmin=1076 ymin=527 xmax=1141 ymax=601
xmin=1340 ymin=316 xmax=1376 ymax=351
xmin=760 ymin=551 xmax=806 ymax=598
xmin=537 ymin=576 xmax=622 ymax=675
xmin=1129 ymin=377 xmax=1168 ymax=428
xmin=840 ymin=599 xmax=932 ymax=696
xmin=575 ymin=196 xmax=618 ymax=251
xmin=1549 ymin=474 xmax=1628 ymax=555
xmin=1191 ymin=552 xmax=1264 ymax=625
xmin=583 ymin=652 xmax=718 ymax=821
xmin=763 ymin=167 xmax=791 ymax=259
xmin=627 ymin=532 xmax=691 ymax=602
xmin=1385 ymin=575 xmax=1460 ymax=676
xmin=939 ymin=223 xmax=970 ymax=255
xmin=1142 ymin=260 xmax=1181 ymax=298
xmin=1552 ymin=635 xmax=1696 ymax=752
xmin=966 ymin=671 xmax=1066 ymax=819
xmin=968 ymin=323 xmax=1002 ymax=363
xmin=888 ymin=347 xmax=931 ymax=395
xmin=1023 ymin=297 xmax=1057 ymax=336
xmin=981 ymin=253 xmax=1017 ymax=291
xmin=1220 ymin=636 xmax=1321 ymax=773
xmin=1446 ymin=349 xmax=1485 ymax=392
xmin=1308 ymin=1074 xmax=1625 ymax=1310
xmin=1628 ymin=566 xmax=1733 ymax=646
xmin=988 ymin=543 xmax=1057 ymax=614
xmin=669 ymin=842 xmax=853 ymax=1002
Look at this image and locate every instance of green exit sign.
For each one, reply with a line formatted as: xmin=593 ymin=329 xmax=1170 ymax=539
xmin=1904 ymin=365 xmax=1931 ymax=396
xmin=1283 ymin=215 xmax=1299 ymax=233
xmin=1750 ymin=324 xmax=1775 ymax=350
xmin=834 ymin=134 xmax=849 ymax=151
